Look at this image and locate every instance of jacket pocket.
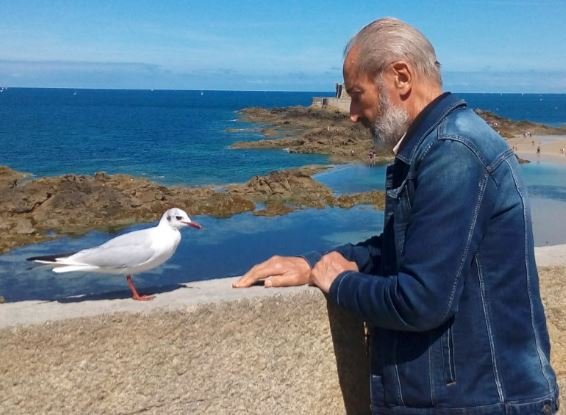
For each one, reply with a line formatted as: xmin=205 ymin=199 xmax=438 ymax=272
xmin=369 ymin=374 xmax=386 ymax=409
xmin=386 ymin=179 xmax=412 ymax=264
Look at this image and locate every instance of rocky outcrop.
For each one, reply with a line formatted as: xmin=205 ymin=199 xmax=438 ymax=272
xmin=0 ymin=166 xmax=385 ymax=253
xmin=475 ymin=109 xmax=566 ymax=138
xmin=0 ymin=168 xmax=255 ymax=253
xmin=230 ymin=106 xmax=389 ymax=163
xmin=230 ymin=106 xmax=566 ymax=162
xmin=228 ymin=166 xmax=334 ymax=213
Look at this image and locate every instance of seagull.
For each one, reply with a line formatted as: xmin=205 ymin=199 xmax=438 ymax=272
xmin=27 ymin=208 xmax=202 ymax=301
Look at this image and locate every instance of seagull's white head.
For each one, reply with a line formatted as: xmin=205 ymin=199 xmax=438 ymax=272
xmin=161 ymin=208 xmax=202 ymax=230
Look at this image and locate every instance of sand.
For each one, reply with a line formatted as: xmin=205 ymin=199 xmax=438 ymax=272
xmin=508 ymin=134 xmax=566 ymax=164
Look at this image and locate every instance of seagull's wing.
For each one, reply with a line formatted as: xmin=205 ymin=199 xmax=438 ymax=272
xmin=66 ymin=228 xmax=158 ymax=270
xmin=95 ymin=227 xmax=156 ymax=249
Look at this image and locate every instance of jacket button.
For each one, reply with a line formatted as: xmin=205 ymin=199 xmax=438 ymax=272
xmin=542 ymin=403 xmax=552 ymax=415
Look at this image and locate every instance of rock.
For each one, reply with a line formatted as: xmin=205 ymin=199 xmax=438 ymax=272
xmin=0 ymin=166 xmax=386 ymax=254
xmin=475 ymin=109 xmax=566 ymax=138
xmin=13 ymin=218 xmax=35 ymax=235
xmin=228 ymin=167 xmax=334 ymax=210
xmin=0 ymin=166 xmax=29 ymax=191
xmin=230 ymin=106 xmax=566 ymax=162
xmin=230 ymin=106 xmax=381 ymax=163
xmin=335 ymin=192 xmax=386 ymax=210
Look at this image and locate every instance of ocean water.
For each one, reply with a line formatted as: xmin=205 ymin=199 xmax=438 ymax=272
xmin=1 ymin=89 xmax=565 ymax=184
xmin=0 ymin=89 xmax=332 ymax=185
xmin=1 ymin=89 xmax=566 ymax=302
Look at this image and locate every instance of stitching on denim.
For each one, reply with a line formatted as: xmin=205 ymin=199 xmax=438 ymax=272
xmin=448 ymin=325 xmax=456 ymax=382
xmin=393 ymin=335 xmax=406 ymax=406
xmin=334 ymin=273 xmax=348 ymax=306
xmin=398 ymin=100 xmax=467 ymax=165
xmin=505 ymin=158 xmax=554 ymax=392
xmin=476 ymin=255 xmax=505 ymax=401
xmin=438 ymin=134 xmax=490 ymax=169
xmin=428 ymin=334 xmax=435 ymax=405
xmin=441 ymin=172 xmax=488 ymax=323
xmin=486 ymin=148 xmax=514 ymax=172
xmin=416 ymin=137 xmax=437 ymax=162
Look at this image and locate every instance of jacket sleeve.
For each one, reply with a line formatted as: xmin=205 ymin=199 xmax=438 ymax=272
xmin=328 ymin=138 xmax=496 ymax=331
xmin=302 ymin=233 xmax=383 ymax=275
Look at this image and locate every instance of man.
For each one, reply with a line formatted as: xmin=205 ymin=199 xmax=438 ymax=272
xmin=234 ymin=18 xmax=559 ymax=414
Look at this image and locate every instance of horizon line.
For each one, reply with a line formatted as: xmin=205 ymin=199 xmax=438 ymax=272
xmin=2 ymin=86 xmax=566 ymax=95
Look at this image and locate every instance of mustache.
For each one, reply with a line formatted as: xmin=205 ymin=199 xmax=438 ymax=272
xmin=361 ymin=118 xmax=373 ymax=129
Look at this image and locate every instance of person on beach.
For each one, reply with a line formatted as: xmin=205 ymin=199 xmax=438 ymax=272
xmin=234 ymin=18 xmax=559 ymax=414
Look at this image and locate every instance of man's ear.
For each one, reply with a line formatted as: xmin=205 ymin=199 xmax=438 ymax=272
xmin=391 ymin=61 xmax=412 ymax=96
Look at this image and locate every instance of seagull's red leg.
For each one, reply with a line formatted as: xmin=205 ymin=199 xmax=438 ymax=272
xmin=126 ymin=275 xmax=155 ymax=301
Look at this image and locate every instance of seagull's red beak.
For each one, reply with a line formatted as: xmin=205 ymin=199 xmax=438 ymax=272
xmin=184 ymin=221 xmax=202 ymax=229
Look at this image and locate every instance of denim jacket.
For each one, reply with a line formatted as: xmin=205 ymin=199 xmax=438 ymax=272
xmin=304 ymin=93 xmax=558 ymax=414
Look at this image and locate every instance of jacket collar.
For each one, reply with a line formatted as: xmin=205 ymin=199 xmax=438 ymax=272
xmin=396 ymin=92 xmax=467 ymax=164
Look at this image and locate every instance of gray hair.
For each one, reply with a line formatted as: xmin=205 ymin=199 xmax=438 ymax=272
xmin=345 ymin=17 xmax=442 ymax=86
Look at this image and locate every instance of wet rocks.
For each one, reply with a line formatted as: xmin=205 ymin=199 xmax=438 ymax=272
xmin=0 ymin=165 xmax=384 ymax=253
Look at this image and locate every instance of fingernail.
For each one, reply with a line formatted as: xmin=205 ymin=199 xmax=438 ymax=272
xmin=265 ymin=278 xmax=272 ymax=288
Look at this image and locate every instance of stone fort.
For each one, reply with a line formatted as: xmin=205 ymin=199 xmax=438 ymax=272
xmin=311 ymin=83 xmax=351 ymax=113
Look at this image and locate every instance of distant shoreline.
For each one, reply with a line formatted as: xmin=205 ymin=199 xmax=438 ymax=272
xmin=509 ymin=134 xmax=566 ymax=164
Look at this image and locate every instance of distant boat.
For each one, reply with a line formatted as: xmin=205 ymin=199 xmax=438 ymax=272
xmin=200 ymin=91 xmax=204 ymax=96
xmin=73 ymin=91 xmax=77 ymax=96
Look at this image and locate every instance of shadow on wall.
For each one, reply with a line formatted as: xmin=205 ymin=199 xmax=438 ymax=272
xmin=327 ymin=298 xmax=371 ymax=414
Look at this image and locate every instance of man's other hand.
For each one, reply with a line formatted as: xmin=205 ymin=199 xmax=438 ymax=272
xmin=232 ymin=255 xmax=311 ymax=288
xmin=311 ymin=252 xmax=358 ymax=293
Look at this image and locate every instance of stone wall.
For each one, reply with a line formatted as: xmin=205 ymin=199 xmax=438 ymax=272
xmin=0 ymin=286 xmax=371 ymax=414
xmin=3 ymin=258 xmax=564 ymax=414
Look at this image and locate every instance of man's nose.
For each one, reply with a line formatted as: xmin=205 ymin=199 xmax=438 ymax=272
xmin=349 ymin=103 xmax=360 ymax=123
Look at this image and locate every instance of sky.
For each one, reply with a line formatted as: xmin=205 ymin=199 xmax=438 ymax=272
xmin=1 ymin=0 xmax=565 ymax=92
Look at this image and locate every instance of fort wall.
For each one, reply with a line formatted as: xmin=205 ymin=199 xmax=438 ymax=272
xmin=312 ymin=83 xmax=351 ymax=113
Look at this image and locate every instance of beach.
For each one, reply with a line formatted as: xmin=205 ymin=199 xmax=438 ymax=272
xmin=509 ymin=134 xmax=566 ymax=163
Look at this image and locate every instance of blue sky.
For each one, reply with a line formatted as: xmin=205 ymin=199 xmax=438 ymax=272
xmin=1 ymin=0 xmax=565 ymax=92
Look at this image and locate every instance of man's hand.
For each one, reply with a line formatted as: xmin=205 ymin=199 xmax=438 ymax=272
xmin=232 ymin=255 xmax=311 ymax=288
xmin=311 ymin=251 xmax=358 ymax=293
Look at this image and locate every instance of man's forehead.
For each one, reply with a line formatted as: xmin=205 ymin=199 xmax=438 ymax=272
xmin=343 ymin=46 xmax=361 ymax=72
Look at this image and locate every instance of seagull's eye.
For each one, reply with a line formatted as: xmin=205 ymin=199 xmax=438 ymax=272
xmin=175 ymin=216 xmax=183 ymax=220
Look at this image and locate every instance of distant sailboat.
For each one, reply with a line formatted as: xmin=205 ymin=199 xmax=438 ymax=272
xmin=200 ymin=91 xmax=204 ymax=96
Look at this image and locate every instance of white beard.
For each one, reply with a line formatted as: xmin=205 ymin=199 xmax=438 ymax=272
xmin=372 ymin=91 xmax=410 ymax=151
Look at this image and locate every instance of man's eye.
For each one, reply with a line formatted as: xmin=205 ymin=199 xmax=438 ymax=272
xmin=175 ymin=216 xmax=183 ymax=220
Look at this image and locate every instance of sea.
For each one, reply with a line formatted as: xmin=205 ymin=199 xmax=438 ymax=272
xmin=1 ymin=88 xmax=566 ymax=302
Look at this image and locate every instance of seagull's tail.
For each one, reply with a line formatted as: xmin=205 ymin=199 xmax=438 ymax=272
xmin=27 ymin=252 xmax=77 ymax=264
xmin=52 ymin=265 xmax=99 ymax=273
xmin=27 ymin=254 xmax=99 ymax=273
